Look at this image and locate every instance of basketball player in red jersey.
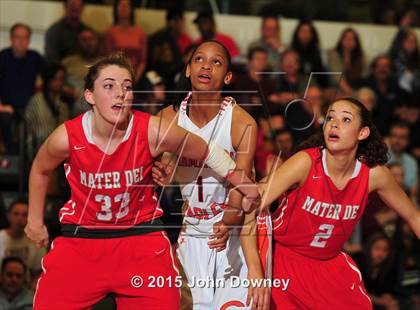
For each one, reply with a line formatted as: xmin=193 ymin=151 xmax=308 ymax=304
xmin=24 ymin=54 xmax=260 ymax=309
xmin=244 ymin=97 xmax=420 ymax=309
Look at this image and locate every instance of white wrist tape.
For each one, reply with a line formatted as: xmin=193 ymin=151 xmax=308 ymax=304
xmin=205 ymin=140 xmax=236 ymax=178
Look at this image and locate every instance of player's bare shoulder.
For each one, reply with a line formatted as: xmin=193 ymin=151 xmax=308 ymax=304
xmin=368 ymin=164 xmax=392 ymax=193
xmin=231 ymin=102 xmax=257 ymax=150
xmin=158 ymin=104 xmax=180 ymax=122
xmin=232 ymin=103 xmax=257 ymax=128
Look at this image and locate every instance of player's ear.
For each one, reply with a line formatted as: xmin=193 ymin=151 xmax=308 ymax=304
xmin=185 ymin=64 xmax=191 ymax=79
xmin=358 ymin=126 xmax=370 ymax=141
xmin=224 ymin=71 xmax=232 ymax=85
xmin=84 ymin=89 xmax=95 ymax=106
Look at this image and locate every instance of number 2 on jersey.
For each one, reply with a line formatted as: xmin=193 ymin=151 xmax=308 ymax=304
xmin=310 ymin=224 xmax=334 ymax=248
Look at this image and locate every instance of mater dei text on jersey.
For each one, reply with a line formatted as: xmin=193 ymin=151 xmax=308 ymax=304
xmin=79 ymin=167 xmax=144 ymax=189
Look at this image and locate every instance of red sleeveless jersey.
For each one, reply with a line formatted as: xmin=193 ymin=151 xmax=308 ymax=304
xmin=272 ymin=147 xmax=370 ymax=259
xmin=60 ymin=111 xmax=162 ymax=228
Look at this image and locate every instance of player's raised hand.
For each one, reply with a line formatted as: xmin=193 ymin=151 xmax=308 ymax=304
xmin=25 ymin=222 xmax=49 ymax=248
xmin=152 ymin=160 xmax=174 ymax=187
xmin=208 ymin=221 xmax=230 ymax=252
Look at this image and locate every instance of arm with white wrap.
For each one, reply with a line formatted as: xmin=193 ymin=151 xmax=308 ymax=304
xmin=204 ymin=140 xmax=260 ymax=212
xmin=148 ymin=115 xmax=260 ymax=212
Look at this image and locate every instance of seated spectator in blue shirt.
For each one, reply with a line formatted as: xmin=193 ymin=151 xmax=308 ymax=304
xmin=0 ymin=23 xmax=45 ymax=154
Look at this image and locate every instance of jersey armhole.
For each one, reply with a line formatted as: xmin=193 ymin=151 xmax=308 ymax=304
xmin=63 ymin=120 xmax=73 ymax=162
xmin=144 ymin=113 xmax=155 ymax=160
xmin=294 ymin=150 xmax=316 ymax=191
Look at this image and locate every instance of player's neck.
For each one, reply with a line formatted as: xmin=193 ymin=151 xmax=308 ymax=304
xmin=189 ymin=91 xmax=222 ymax=125
xmin=325 ymin=149 xmax=357 ymax=180
xmin=92 ymin=113 xmax=129 ymax=141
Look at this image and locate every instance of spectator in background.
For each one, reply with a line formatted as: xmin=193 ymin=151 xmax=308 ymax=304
xmin=233 ymin=46 xmax=277 ymax=119
xmin=327 ymin=28 xmax=367 ymax=96
xmin=356 ymin=87 xmax=377 ymax=112
xmin=24 ymin=63 xmax=70 ymax=159
xmin=136 ymin=71 xmax=166 ymax=115
xmin=0 ymin=200 xmax=46 ymax=278
xmin=104 ymin=0 xmax=147 ymax=82
xmin=389 ymin=29 xmax=420 ymax=95
xmin=147 ymin=9 xmax=192 ymax=89
xmin=398 ymin=9 xmax=419 ymax=27
xmin=362 ymin=55 xmax=404 ymax=135
xmin=255 ymin=115 xmax=285 ymax=179
xmin=394 ymin=221 xmax=420 ymax=309
xmin=44 ymin=0 xmax=87 ymax=63
xmin=0 ymin=23 xmax=45 ymax=154
xmin=354 ymin=233 xmax=399 ymax=310
xmin=264 ymin=128 xmax=295 ymax=178
xmin=393 ymin=100 xmax=420 ymax=159
xmin=362 ymin=162 xmax=403 ymax=241
xmin=305 ymin=85 xmax=325 ymax=129
xmin=271 ymin=49 xmax=305 ymax=110
xmin=193 ymin=11 xmax=240 ymax=59
xmin=0 ymin=257 xmax=33 ymax=310
xmin=248 ymin=15 xmax=286 ymax=70
xmin=291 ymin=20 xmax=329 ymax=88
xmin=62 ymin=27 xmax=101 ymax=116
xmin=173 ymin=43 xmax=197 ymax=87
xmin=387 ymin=122 xmax=418 ymax=201
xmin=270 ymin=49 xmax=312 ymax=137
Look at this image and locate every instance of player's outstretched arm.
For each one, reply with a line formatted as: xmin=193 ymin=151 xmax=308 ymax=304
xmin=25 ymin=124 xmax=69 ymax=248
xmin=148 ymin=115 xmax=260 ymax=211
xmin=245 ymin=151 xmax=312 ymax=211
xmin=370 ymin=165 xmax=420 ymax=239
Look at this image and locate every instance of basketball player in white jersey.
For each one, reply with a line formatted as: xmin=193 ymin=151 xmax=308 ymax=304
xmin=153 ymin=41 xmax=269 ymax=309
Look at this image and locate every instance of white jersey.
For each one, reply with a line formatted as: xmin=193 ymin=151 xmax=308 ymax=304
xmin=175 ymin=93 xmax=251 ymax=309
xmin=176 ymin=93 xmax=236 ymax=232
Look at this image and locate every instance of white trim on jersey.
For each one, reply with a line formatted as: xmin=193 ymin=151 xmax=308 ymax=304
xmin=272 ymin=196 xmax=288 ymax=231
xmin=81 ymin=110 xmax=134 ymax=144
xmin=322 ymin=148 xmax=362 ymax=178
xmin=33 ymin=240 xmax=55 ymax=307
xmin=59 ymin=200 xmax=76 ymax=222
xmin=341 ymin=252 xmax=372 ymax=306
xmin=159 ymin=231 xmax=181 ymax=297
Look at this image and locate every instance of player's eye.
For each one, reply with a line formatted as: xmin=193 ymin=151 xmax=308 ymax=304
xmin=326 ymin=115 xmax=333 ymax=122
xmin=104 ymin=84 xmax=113 ymax=89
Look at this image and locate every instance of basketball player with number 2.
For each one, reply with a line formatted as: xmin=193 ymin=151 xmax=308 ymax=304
xmin=243 ymin=97 xmax=420 ymax=309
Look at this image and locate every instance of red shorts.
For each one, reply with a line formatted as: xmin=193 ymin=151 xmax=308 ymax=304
xmin=34 ymin=231 xmax=180 ymax=309
xmin=271 ymin=244 xmax=372 ymax=309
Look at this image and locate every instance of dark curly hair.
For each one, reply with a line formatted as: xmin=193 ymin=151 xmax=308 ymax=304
xmin=298 ymin=97 xmax=389 ymax=167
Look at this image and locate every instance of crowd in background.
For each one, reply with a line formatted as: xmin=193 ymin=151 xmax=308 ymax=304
xmin=0 ymin=0 xmax=419 ymax=309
